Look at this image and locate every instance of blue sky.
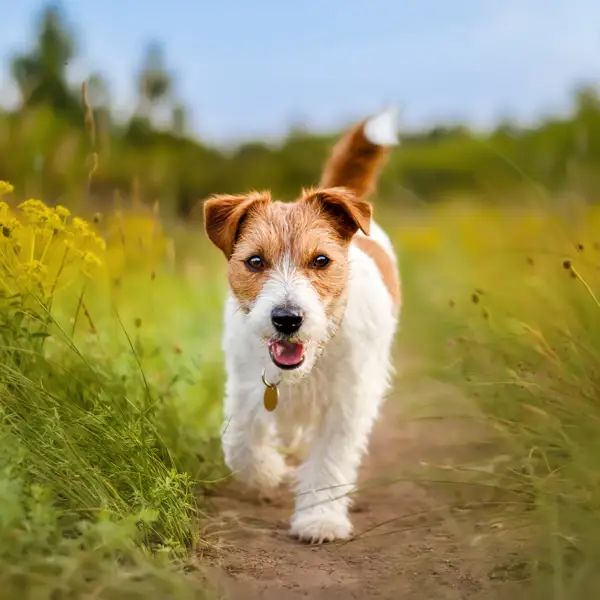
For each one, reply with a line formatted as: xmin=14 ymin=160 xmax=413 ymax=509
xmin=1 ymin=0 xmax=599 ymax=144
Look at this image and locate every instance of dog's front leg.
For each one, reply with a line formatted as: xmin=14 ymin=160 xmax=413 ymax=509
xmin=289 ymin=380 xmax=384 ymax=544
xmin=221 ymin=385 xmax=288 ymax=493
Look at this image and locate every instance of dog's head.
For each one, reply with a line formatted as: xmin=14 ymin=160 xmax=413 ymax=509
xmin=204 ymin=187 xmax=371 ymax=377
xmin=203 ymin=108 xmax=398 ymax=379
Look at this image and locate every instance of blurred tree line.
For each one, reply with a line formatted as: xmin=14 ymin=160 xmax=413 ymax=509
xmin=2 ymin=3 xmax=600 ymax=218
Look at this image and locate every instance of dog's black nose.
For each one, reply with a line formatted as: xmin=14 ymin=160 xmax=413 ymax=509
xmin=271 ymin=306 xmax=304 ymax=335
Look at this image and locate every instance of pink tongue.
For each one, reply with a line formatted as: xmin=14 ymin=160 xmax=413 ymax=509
xmin=270 ymin=340 xmax=305 ymax=366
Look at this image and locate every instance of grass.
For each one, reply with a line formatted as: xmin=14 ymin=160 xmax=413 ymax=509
xmin=0 ymin=185 xmax=225 ymax=598
xmin=394 ymin=193 xmax=600 ymax=598
xmin=1 ymin=175 xmax=600 ymax=599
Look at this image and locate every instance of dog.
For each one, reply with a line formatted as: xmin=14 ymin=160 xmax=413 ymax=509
xmin=203 ymin=107 xmax=401 ymax=544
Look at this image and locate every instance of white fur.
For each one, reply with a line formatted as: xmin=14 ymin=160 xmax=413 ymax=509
xmin=218 ymin=109 xmax=400 ymax=544
xmin=220 ymin=239 xmax=399 ymax=543
xmin=363 ymin=106 xmax=399 ymax=147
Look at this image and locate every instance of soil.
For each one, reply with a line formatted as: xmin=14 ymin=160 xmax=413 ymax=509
xmin=201 ymin=371 xmax=532 ymax=600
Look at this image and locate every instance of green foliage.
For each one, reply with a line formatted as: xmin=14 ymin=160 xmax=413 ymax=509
xmin=11 ymin=3 xmax=80 ymax=121
xmin=5 ymin=5 xmax=600 ymax=220
xmin=397 ymin=200 xmax=600 ymax=598
xmin=0 ymin=189 xmax=221 ymax=598
xmin=5 ymin=6 xmax=600 ymax=599
xmin=6 ymin=88 xmax=600 ymax=218
xmin=137 ymin=41 xmax=173 ymax=118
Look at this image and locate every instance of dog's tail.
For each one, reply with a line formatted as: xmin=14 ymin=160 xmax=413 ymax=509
xmin=318 ymin=107 xmax=399 ymax=199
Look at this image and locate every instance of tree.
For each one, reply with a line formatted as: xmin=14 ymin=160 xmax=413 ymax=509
xmin=573 ymin=84 xmax=600 ymax=115
xmin=493 ymin=117 xmax=520 ymax=139
xmin=171 ymin=103 xmax=187 ymax=137
xmin=11 ymin=2 xmax=79 ymax=118
xmin=137 ymin=41 xmax=172 ymax=122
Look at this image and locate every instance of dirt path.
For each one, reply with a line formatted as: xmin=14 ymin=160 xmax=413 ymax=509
xmin=202 ymin=375 xmax=529 ymax=600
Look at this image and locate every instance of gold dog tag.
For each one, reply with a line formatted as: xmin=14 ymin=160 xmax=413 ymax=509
xmin=264 ymin=384 xmax=279 ymax=412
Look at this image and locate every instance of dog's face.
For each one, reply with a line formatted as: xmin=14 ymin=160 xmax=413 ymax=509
xmin=204 ymin=187 xmax=372 ymax=378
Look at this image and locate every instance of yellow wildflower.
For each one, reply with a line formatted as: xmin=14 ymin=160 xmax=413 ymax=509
xmin=18 ymin=199 xmax=48 ymax=213
xmin=72 ymin=217 xmax=90 ymax=235
xmin=83 ymin=251 xmax=102 ymax=267
xmin=0 ymin=217 xmax=20 ymax=238
xmin=0 ymin=202 xmax=19 ymax=238
xmin=22 ymin=260 xmax=47 ymax=275
xmin=0 ymin=181 xmax=14 ymax=196
xmin=16 ymin=260 xmax=48 ymax=287
xmin=55 ymin=205 xmax=71 ymax=219
xmin=18 ymin=199 xmax=53 ymax=227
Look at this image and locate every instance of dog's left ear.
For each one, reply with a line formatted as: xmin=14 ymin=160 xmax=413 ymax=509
xmin=304 ymin=187 xmax=372 ymax=240
xmin=203 ymin=191 xmax=271 ymax=259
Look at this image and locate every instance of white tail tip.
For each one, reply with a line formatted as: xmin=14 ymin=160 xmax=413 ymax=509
xmin=363 ymin=106 xmax=399 ymax=147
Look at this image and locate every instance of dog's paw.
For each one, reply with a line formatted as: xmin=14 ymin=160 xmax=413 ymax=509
xmin=289 ymin=511 xmax=353 ymax=544
xmin=240 ymin=448 xmax=288 ymax=492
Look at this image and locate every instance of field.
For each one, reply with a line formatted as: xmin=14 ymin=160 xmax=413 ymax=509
xmin=1 ymin=168 xmax=600 ymax=598
xmin=3 ymin=10 xmax=600 ymax=593
xmin=3 ymin=5 xmax=600 ymax=598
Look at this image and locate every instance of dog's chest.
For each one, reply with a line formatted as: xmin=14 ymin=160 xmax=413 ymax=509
xmin=273 ymin=367 xmax=333 ymax=439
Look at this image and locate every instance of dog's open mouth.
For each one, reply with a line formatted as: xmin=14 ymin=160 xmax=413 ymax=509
xmin=268 ymin=339 xmax=305 ymax=370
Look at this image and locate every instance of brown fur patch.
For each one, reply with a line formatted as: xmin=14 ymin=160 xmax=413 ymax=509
xmin=203 ymin=191 xmax=271 ymax=259
xmin=225 ymin=190 xmax=365 ymax=311
xmin=353 ymin=235 xmax=401 ymax=311
xmin=303 ymin=187 xmax=372 ymax=239
xmin=319 ymin=120 xmax=392 ymax=199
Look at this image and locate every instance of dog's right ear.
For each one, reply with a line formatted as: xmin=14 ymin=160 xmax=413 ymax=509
xmin=203 ymin=191 xmax=271 ymax=259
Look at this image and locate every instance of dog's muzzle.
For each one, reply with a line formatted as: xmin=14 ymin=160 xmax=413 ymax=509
xmin=268 ymin=305 xmax=306 ymax=370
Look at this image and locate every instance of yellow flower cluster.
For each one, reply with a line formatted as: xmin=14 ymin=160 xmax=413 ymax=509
xmin=0 ymin=181 xmax=106 ymax=303
xmin=0 ymin=181 xmax=14 ymax=195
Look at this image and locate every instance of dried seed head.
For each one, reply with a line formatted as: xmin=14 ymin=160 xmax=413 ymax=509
xmin=562 ymin=259 xmax=572 ymax=270
xmin=471 ymin=293 xmax=479 ymax=304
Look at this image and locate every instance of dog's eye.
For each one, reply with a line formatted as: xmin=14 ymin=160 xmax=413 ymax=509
xmin=310 ymin=255 xmax=331 ymax=270
xmin=245 ymin=255 xmax=265 ymax=272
